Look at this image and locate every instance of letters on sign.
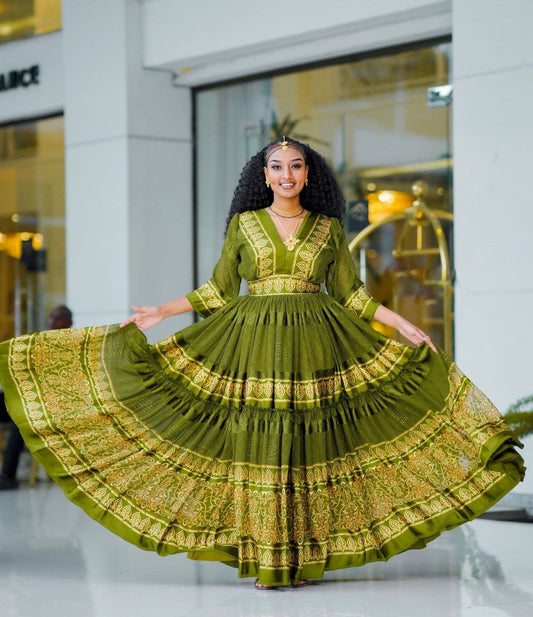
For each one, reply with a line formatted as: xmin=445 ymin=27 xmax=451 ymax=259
xmin=0 ymin=65 xmax=40 ymax=93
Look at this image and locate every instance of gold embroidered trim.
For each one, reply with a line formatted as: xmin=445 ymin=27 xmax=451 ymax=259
xmin=292 ymin=215 xmax=331 ymax=279
xmin=345 ymin=286 xmax=375 ymax=319
xmin=6 ymin=330 xmax=518 ymax=569
xmin=240 ymin=211 xmax=275 ymax=278
xmin=188 ymin=280 xmax=226 ymax=315
xmin=248 ymin=276 xmax=320 ymax=295
xmin=155 ymin=336 xmax=408 ymax=406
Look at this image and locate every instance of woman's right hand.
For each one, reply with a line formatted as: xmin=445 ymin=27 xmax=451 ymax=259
xmin=120 ymin=305 xmax=164 ymax=331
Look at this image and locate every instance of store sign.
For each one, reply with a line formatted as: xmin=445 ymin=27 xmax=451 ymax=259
xmin=0 ymin=65 xmax=40 ymax=93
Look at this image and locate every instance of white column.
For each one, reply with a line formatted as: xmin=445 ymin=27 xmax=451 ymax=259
xmin=63 ymin=0 xmax=193 ymax=340
xmin=453 ymin=0 xmax=533 ymax=492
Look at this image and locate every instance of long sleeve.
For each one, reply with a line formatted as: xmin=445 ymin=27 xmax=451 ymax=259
xmin=186 ymin=214 xmax=241 ymax=318
xmin=325 ymin=217 xmax=381 ymax=322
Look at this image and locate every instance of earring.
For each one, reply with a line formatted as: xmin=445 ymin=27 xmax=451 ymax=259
xmin=265 ymin=178 xmax=270 ymax=187
xmin=305 ymin=175 xmax=309 ymax=187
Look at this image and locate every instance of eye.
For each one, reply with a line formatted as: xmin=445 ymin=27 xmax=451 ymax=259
xmin=270 ymin=164 xmax=282 ymax=170
xmin=292 ymin=163 xmax=302 ymax=169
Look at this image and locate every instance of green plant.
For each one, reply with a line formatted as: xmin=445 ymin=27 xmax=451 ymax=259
xmin=269 ymin=113 xmax=330 ymax=148
xmin=504 ymin=394 xmax=533 ymax=438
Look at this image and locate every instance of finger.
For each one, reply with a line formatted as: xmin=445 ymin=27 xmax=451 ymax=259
xmin=421 ymin=333 xmax=437 ymax=353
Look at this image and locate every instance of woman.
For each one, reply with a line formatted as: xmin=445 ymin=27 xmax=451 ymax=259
xmin=0 ymin=137 xmax=524 ymax=590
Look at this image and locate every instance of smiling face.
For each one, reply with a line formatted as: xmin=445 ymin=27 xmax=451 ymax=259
xmin=264 ymin=146 xmax=308 ymax=203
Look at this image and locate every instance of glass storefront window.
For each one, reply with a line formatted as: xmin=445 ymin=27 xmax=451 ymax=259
xmin=0 ymin=115 xmax=65 ymax=338
xmin=0 ymin=0 xmax=61 ymax=45
xmin=195 ymin=41 xmax=453 ymax=350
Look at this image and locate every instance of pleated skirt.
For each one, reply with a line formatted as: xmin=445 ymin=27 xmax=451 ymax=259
xmin=0 ymin=293 xmax=524 ymax=586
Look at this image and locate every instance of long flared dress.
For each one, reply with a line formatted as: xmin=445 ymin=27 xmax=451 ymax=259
xmin=0 ymin=209 xmax=525 ymax=586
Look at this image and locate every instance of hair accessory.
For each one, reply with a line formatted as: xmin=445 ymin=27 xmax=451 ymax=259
xmin=265 ymin=137 xmax=305 ymax=163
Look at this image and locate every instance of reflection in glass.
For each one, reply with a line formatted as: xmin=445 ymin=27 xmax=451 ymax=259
xmin=0 ymin=0 xmax=61 ymax=45
xmin=0 ymin=116 xmax=65 ymax=339
xmin=349 ymin=182 xmax=454 ymax=353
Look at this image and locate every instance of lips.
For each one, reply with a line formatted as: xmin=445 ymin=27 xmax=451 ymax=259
xmin=280 ymin=183 xmax=296 ymax=189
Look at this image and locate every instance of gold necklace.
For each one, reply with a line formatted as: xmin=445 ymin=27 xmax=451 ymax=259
xmin=270 ymin=207 xmax=305 ymax=251
xmin=270 ymin=205 xmax=304 ymax=218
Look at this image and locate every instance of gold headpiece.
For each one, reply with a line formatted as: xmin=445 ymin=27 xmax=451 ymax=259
xmin=265 ymin=136 xmax=305 ymax=162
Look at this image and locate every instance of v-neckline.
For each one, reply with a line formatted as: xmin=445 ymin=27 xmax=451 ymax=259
xmin=259 ymin=207 xmax=313 ymax=250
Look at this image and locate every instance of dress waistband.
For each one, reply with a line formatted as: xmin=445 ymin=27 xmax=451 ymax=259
xmin=248 ymin=275 xmax=321 ymax=295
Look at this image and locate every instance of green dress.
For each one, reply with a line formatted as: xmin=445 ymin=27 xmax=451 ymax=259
xmin=0 ymin=209 xmax=525 ymax=586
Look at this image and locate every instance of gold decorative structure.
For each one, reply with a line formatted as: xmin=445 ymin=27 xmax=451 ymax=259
xmin=367 ymin=190 xmax=413 ymax=223
xmin=349 ymin=181 xmax=454 ymax=355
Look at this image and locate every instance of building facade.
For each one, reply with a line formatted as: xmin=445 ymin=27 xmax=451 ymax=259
xmin=0 ymin=0 xmax=532 ymax=491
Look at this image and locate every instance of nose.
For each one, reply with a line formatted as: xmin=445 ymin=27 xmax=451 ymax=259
xmin=282 ymin=166 xmax=293 ymax=179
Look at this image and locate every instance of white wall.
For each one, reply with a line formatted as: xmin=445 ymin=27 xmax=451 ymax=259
xmin=142 ymin=0 xmax=451 ymax=85
xmin=0 ymin=31 xmax=63 ymax=124
xmin=453 ymin=0 xmax=533 ymax=492
xmin=62 ymin=0 xmax=193 ymax=341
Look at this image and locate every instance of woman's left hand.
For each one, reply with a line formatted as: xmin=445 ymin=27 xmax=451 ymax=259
xmin=397 ymin=318 xmax=437 ymax=353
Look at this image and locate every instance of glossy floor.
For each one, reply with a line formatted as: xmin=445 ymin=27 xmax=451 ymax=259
xmin=0 ymin=483 xmax=532 ymax=617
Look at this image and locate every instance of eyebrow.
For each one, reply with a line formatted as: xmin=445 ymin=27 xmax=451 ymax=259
xmin=268 ymin=157 xmax=304 ymax=163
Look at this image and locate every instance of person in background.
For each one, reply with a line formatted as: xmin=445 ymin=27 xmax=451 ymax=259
xmin=0 ymin=305 xmax=73 ymax=490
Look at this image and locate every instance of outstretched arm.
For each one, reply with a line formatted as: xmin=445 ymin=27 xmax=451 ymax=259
xmin=326 ymin=218 xmax=436 ymax=353
xmin=120 ymin=296 xmax=193 ymax=331
xmin=374 ymin=304 xmax=437 ymax=352
xmin=121 ymin=214 xmax=242 ymax=331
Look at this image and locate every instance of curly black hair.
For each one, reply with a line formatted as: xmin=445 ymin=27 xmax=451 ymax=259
xmin=225 ymin=137 xmax=346 ymax=233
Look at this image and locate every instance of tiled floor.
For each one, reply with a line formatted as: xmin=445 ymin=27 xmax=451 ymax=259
xmin=1 ymin=484 xmax=532 ymax=617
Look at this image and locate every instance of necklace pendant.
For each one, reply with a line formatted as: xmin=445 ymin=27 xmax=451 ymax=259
xmin=284 ymin=235 xmax=299 ymax=251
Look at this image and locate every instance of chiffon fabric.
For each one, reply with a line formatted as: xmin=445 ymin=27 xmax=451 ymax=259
xmin=0 ymin=209 xmax=524 ymax=586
